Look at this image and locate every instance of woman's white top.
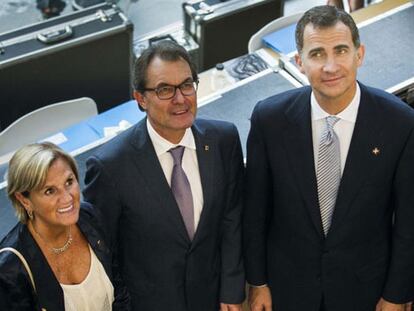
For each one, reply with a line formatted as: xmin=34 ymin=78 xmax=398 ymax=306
xmin=60 ymin=245 xmax=114 ymax=311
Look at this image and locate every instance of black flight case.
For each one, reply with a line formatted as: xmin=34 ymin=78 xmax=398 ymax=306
xmin=183 ymin=0 xmax=284 ymax=71
xmin=0 ymin=3 xmax=134 ymax=131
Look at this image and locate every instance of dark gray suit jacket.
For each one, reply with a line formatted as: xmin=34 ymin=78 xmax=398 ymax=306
xmin=243 ymin=83 xmax=414 ymax=311
xmin=83 ymin=117 xmax=245 ymax=310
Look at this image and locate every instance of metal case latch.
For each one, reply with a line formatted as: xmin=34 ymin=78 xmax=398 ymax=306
xmin=96 ymin=9 xmax=112 ymax=22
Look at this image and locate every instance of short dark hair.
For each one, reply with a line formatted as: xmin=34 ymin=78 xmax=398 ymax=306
xmin=133 ymin=40 xmax=198 ymax=93
xmin=295 ymin=5 xmax=360 ymax=54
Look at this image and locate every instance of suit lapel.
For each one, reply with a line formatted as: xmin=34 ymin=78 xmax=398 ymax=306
xmin=327 ymin=84 xmax=383 ymax=240
xmin=129 ymin=119 xmax=190 ymax=243
xmin=190 ymin=122 xmax=215 ymax=247
xmin=283 ymin=88 xmax=324 ymax=237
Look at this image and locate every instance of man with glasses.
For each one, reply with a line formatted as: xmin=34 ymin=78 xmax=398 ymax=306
xmin=83 ymin=40 xmax=245 ymax=311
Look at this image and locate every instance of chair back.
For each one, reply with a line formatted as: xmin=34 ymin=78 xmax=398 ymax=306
xmin=248 ymin=12 xmax=304 ymax=54
xmin=0 ymin=97 xmax=98 ymax=157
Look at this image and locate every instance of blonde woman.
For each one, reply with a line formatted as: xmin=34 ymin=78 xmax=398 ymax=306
xmin=0 ymin=142 xmax=130 ymax=310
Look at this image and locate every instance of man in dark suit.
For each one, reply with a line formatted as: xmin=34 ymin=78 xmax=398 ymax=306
xmin=243 ymin=5 xmax=414 ymax=311
xmin=83 ymin=41 xmax=245 ymax=310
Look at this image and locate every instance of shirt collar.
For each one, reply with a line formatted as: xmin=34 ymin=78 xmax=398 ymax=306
xmin=311 ymin=83 xmax=360 ymax=123
xmin=146 ymin=119 xmax=196 ymax=156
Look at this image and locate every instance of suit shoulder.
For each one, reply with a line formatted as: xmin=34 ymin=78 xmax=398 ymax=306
xmin=0 ymin=224 xmax=27 ymax=273
xmin=88 ymin=122 xmax=138 ymax=163
xmin=362 ymin=84 xmax=414 ymax=121
xmin=195 ymin=118 xmax=238 ymax=135
xmin=0 ymin=223 xmax=24 ymax=250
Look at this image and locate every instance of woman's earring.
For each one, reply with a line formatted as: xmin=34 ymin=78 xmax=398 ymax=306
xmin=27 ymin=210 xmax=33 ymax=220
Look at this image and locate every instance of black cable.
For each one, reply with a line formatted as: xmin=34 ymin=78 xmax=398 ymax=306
xmin=229 ymin=53 xmax=268 ymax=80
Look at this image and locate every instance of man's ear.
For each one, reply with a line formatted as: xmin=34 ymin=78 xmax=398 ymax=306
xmin=295 ymin=53 xmax=305 ymax=74
xmin=356 ymin=44 xmax=365 ymax=67
xmin=133 ymin=90 xmax=147 ymax=111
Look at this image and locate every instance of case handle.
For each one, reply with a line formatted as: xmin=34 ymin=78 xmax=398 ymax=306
xmin=37 ymin=25 xmax=73 ymax=44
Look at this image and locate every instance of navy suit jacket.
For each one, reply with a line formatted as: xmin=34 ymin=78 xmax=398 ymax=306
xmin=243 ymin=83 xmax=414 ymax=311
xmin=83 ymin=117 xmax=245 ymax=310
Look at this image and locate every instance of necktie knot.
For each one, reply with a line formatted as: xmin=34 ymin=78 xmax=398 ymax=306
xmin=323 ymin=116 xmax=340 ymax=145
xmin=169 ymin=146 xmax=185 ymax=165
xmin=326 ymin=116 xmax=339 ymax=129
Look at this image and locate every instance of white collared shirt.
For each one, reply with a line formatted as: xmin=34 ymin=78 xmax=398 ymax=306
xmin=146 ymin=120 xmax=204 ymax=231
xmin=311 ymin=83 xmax=361 ymax=175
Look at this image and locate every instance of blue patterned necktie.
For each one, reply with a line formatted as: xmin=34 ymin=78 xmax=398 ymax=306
xmin=169 ymin=146 xmax=195 ymax=240
xmin=317 ymin=116 xmax=341 ymax=236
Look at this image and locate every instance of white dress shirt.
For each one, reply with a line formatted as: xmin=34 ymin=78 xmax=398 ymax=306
xmin=147 ymin=120 xmax=204 ymax=231
xmin=311 ymin=83 xmax=361 ymax=175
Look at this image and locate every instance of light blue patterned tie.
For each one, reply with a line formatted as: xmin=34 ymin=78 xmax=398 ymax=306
xmin=317 ymin=116 xmax=341 ymax=236
xmin=169 ymin=146 xmax=195 ymax=240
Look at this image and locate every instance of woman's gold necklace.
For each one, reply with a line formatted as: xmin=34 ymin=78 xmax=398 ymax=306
xmin=32 ymin=223 xmax=73 ymax=254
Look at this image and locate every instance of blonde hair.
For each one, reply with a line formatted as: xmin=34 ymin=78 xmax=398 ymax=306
xmin=7 ymin=142 xmax=79 ymax=224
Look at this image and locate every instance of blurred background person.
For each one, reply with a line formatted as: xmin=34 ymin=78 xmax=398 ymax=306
xmin=36 ymin=0 xmax=66 ymax=18
xmin=327 ymin=0 xmax=367 ymax=12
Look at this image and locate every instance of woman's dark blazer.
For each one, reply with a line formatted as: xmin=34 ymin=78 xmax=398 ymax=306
xmin=0 ymin=202 xmax=130 ymax=310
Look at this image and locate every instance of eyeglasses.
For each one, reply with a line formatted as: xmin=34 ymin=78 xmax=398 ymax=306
xmin=143 ymin=80 xmax=199 ymax=100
